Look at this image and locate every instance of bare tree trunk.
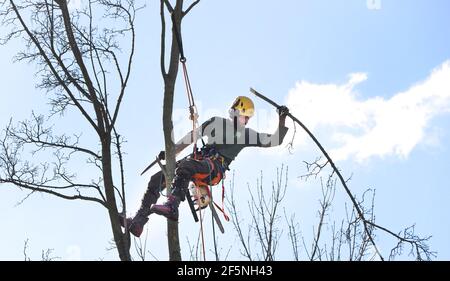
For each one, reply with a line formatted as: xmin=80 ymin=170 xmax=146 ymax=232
xmin=159 ymin=0 xmax=201 ymax=261
xmin=160 ymin=0 xmax=183 ymax=261
xmin=163 ymin=79 xmax=180 ymax=260
xmin=101 ymin=136 xmax=131 ymax=261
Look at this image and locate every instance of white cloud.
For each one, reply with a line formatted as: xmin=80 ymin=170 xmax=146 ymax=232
xmin=286 ymin=60 xmax=450 ymax=162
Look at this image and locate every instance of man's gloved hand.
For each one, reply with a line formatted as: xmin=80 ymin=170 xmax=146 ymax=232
xmin=158 ymin=150 xmax=165 ymax=160
xmin=277 ymin=105 xmax=289 ymax=117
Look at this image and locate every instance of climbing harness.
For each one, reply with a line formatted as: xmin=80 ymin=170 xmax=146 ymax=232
xmin=190 ymin=147 xmax=229 ymax=222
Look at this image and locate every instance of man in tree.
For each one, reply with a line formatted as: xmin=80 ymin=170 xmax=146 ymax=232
xmin=120 ymin=96 xmax=289 ymax=237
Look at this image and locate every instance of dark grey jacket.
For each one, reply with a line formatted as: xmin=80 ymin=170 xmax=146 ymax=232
xmin=177 ymin=116 xmax=288 ymax=166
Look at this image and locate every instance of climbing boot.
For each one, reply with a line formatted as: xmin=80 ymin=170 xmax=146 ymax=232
xmin=119 ymin=213 xmax=149 ymax=238
xmin=150 ymin=195 xmax=180 ymax=221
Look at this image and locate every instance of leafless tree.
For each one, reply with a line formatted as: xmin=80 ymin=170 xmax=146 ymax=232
xmin=23 ymin=239 xmax=31 ymax=261
xmin=0 ymin=0 xmax=138 ymax=260
xmin=284 ymin=212 xmax=300 ymax=261
xmin=230 ymin=162 xmax=435 ymax=261
xmin=158 ymin=0 xmax=200 ymax=260
xmin=294 ymin=178 xmax=376 ymax=261
xmin=308 ymin=174 xmax=336 ymax=261
xmin=229 ymin=166 xmax=288 ymax=261
xmin=23 ymin=239 xmax=60 ymax=261
xmin=299 ymin=157 xmax=436 ymax=261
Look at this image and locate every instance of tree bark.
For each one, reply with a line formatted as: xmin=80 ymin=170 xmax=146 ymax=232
xmin=101 ymin=136 xmax=131 ymax=261
xmin=161 ymin=0 xmax=185 ymax=261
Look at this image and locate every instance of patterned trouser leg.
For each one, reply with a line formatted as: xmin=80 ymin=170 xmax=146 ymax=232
xmin=171 ymin=158 xmax=216 ymax=201
xmin=139 ymin=157 xmax=218 ymax=213
xmin=136 ymin=170 xmax=165 ymax=217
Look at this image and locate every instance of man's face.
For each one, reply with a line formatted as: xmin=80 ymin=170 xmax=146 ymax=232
xmin=238 ymin=115 xmax=250 ymax=126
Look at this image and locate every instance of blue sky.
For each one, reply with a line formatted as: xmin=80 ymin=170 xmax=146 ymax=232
xmin=1 ymin=0 xmax=449 ymax=260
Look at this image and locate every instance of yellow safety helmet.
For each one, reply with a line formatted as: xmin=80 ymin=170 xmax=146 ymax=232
xmin=230 ymin=96 xmax=255 ymax=117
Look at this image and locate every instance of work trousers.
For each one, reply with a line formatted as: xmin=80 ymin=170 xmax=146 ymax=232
xmin=137 ymin=157 xmax=222 ymax=216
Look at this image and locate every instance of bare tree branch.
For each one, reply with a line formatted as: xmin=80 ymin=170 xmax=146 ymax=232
xmin=107 ymin=0 xmax=137 ymax=129
xmin=368 ymin=222 xmax=435 ymax=261
xmin=227 ymin=171 xmax=253 ymax=260
xmin=162 ymin=0 xmax=174 ymax=13
xmin=55 ymin=0 xmax=108 ymax=133
xmin=1 ymin=178 xmax=106 ymax=206
xmin=284 ymin=211 xmax=300 ymax=261
xmin=160 ymin=0 xmax=167 ymax=77
xmin=311 ymin=175 xmax=335 ymax=260
xmin=5 ymin=0 xmax=99 ymax=132
xmin=22 ymin=239 xmax=60 ymax=261
xmin=23 ymin=239 xmax=30 ymax=261
xmin=182 ymin=0 xmax=200 ymax=17
xmin=230 ymin=166 xmax=288 ymax=261
xmin=7 ymin=113 xmax=100 ymax=159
